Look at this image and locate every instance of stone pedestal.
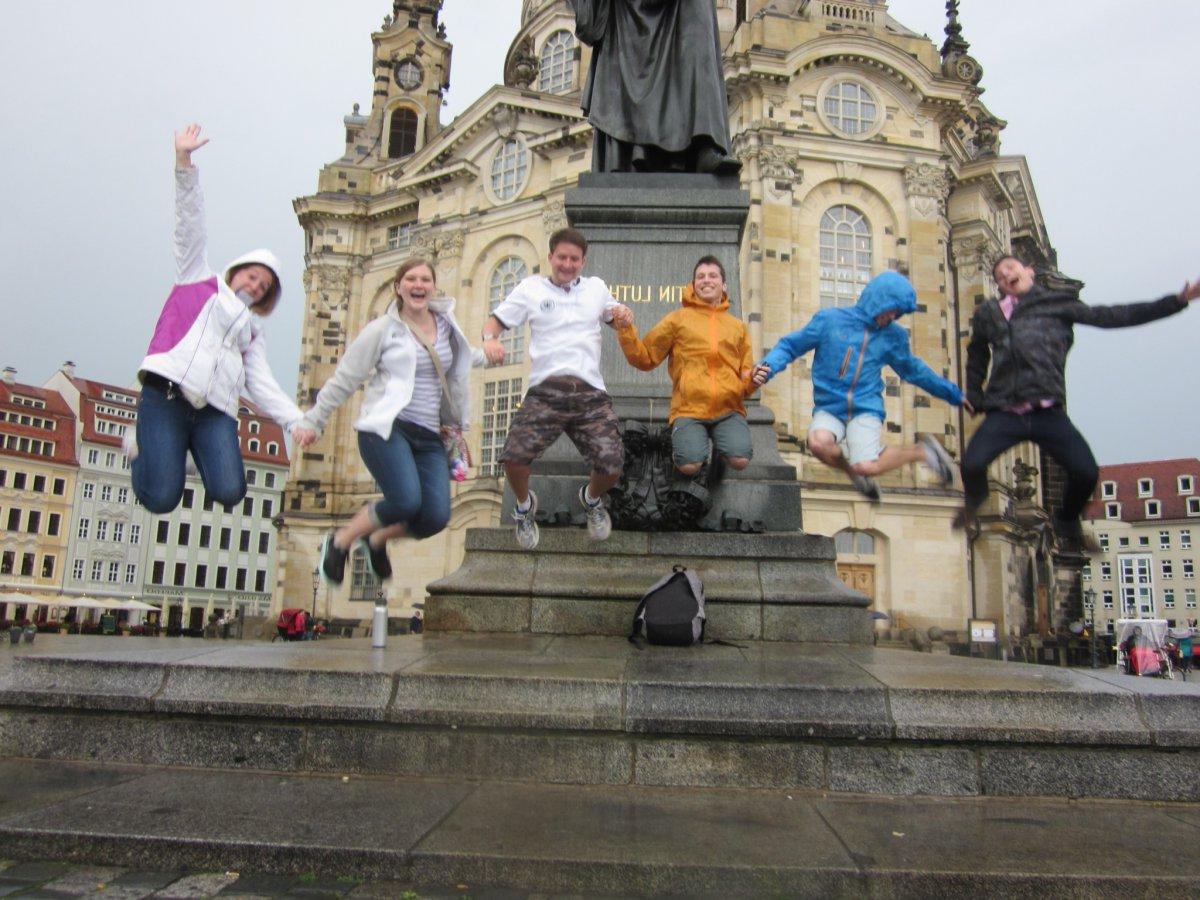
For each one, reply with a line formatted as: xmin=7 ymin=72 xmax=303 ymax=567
xmin=427 ymin=528 xmax=872 ymax=643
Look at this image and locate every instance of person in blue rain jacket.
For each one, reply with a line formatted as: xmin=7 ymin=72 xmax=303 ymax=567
xmin=752 ymin=271 xmax=968 ymax=501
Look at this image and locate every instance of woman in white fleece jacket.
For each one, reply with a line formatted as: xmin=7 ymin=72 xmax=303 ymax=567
xmin=129 ymin=124 xmax=313 ymax=514
xmin=302 ymin=258 xmax=477 ymax=584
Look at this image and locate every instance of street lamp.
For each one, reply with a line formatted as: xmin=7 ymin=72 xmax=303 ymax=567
xmin=310 ymin=567 xmax=320 ymax=620
xmin=1084 ymin=587 xmax=1099 ymax=668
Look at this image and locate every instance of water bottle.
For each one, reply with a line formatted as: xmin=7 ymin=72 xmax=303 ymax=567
xmin=371 ymin=602 xmax=387 ymax=649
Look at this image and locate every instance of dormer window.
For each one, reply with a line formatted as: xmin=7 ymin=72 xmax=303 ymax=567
xmin=1138 ymin=478 xmax=1153 ymax=497
xmin=1179 ymin=475 xmax=1194 ymax=495
xmin=1101 ymin=481 xmax=1117 ymax=499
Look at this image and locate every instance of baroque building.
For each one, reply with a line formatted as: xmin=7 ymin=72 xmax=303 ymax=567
xmin=278 ymin=0 xmax=1072 ymax=640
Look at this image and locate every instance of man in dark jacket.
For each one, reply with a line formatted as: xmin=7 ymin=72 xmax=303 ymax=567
xmin=956 ymin=256 xmax=1199 ymax=548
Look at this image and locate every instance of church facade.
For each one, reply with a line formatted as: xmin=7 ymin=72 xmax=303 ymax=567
xmin=276 ymin=0 xmax=1076 ymax=643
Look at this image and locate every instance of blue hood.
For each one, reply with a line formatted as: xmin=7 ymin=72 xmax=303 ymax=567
xmin=850 ymin=271 xmax=917 ymax=326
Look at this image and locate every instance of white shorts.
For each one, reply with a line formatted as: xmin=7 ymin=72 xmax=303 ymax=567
xmin=809 ymin=411 xmax=883 ymax=466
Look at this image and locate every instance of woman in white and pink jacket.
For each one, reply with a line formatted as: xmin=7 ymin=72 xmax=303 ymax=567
xmin=129 ymin=125 xmax=314 ymax=514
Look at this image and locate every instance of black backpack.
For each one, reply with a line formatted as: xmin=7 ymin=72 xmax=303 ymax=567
xmin=630 ymin=565 xmax=707 ymax=646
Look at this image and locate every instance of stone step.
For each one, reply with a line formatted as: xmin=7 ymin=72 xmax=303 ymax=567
xmin=1 ymin=635 xmax=1198 ymax=803
xmin=0 ymin=758 xmax=1197 ymax=897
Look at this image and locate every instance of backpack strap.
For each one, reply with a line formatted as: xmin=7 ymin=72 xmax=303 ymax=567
xmin=406 ymin=314 xmax=462 ymax=424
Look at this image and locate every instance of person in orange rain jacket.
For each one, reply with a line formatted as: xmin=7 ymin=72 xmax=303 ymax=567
xmin=613 ymin=255 xmax=764 ymax=476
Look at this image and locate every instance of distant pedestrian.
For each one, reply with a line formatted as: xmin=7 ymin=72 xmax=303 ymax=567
xmin=956 ymin=256 xmax=1200 ymax=550
xmin=128 ymin=125 xmax=315 ymax=514
xmin=409 ymin=610 xmax=424 ymax=635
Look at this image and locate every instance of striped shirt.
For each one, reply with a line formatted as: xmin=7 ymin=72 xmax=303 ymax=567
xmin=399 ymin=314 xmax=452 ymax=434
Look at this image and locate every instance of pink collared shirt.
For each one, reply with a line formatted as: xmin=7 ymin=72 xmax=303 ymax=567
xmin=999 ymin=294 xmax=1056 ymax=414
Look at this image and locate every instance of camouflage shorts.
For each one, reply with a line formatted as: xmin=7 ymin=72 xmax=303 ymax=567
xmin=500 ymin=376 xmax=625 ymax=476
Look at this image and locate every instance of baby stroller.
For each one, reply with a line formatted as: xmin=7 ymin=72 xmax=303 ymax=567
xmin=275 ymin=608 xmax=310 ymax=642
xmin=1115 ymin=618 xmax=1174 ymax=679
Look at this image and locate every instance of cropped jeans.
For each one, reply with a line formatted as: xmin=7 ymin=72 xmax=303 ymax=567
xmin=131 ymin=378 xmax=246 ymax=514
xmin=358 ymin=419 xmax=450 ymax=539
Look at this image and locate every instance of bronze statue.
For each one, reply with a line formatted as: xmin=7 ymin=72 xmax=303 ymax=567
xmin=569 ymin=0 xmax=740 ymax=175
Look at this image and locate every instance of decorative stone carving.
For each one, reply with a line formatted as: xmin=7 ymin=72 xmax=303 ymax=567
xmin=505 ymin=37 xmax=538 ymax=89
xmin=973 ymin=113 xmax=1002 ymax=158
xmin=1012 ymin=459 xmax=1039 ymax=502
xmin=542 ymin=199 xmax=567 ymax=234
xmin=904 ymin=162 xmax=952 ymax=220
xmin=488 ymin=106 xmax=520 ymax=141
xmin=950 ymin=236 xmax=995 ymax=280
xmin=415 ymin=228 xmax=466 ymax=262
xmin=306 ymin=265 xmax=352 ymax=312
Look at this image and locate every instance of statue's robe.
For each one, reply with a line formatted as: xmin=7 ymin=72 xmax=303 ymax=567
xmin=570 ymin=0 xmax=733 ymax=172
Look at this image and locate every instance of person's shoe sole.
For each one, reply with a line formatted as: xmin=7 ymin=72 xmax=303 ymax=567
xmin=921 ymin=435 xmax=957 ymax=488
xmin=513 ymin=491 xmax=540 ymax=551
xmin=319 ymin=533 xmax=347 ymax=586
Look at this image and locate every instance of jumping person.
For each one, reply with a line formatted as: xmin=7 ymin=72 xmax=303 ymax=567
xmin=956 ymin=256 xmax=1200 ymax=549
xmin=482 ymin=227 xmax=631 ymax=550
xmin=129 ymin=125 xmax=313 ymax=514
xmin=612 ymin=256 xmax=758 ymax=477
xmin=754 ymin=270 xmax=965 ymax=501
xmin=302 ymin=259 xmax=478 ymax=584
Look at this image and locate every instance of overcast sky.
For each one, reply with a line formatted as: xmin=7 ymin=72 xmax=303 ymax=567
xmin=1 ymin=1 xmax=1196 ymax=465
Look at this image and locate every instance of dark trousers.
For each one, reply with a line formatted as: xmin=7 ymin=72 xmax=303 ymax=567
xmin=961 ymin=407 xmax=1099 ymax=523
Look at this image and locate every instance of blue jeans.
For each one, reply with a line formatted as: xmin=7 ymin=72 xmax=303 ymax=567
xmin=358 ymin=420 xmax=450 ymax=538
xmin=131 ymin=380 xmax=246 ymax=514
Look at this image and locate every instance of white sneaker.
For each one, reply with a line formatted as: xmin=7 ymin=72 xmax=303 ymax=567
xmin=579 ymin=485 xmax=612 ymax=541
xmin=122 ymin=432 xmax=138 ymax=463
xmin=920 ymin=435 xmax=957 ymax=488
xmin=512 ymin=491 xmax=539 ymax=550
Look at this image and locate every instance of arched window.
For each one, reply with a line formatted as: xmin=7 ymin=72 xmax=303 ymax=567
xmin=388 ymin=107 xmax=419 ymax=159
xmin=267 ymin=442 xmax=279 ymax=456
xmin=488 ymin=256 xmax=528 ymax=364
xmin=490 ymin=138 xmax=529 ymax=201
xmin=249 ymin=422 xmax=260 ymax=435
xmin=538 ymin=30 xmax=576 ymax=94
xmin=248 ymin=439 xmax=259 ymax=453
xmin=819 ymin=205 xmax=872 ymax=308
xmin=823 ymin=81 xmax=878 ymax=135
xmin=834 ymin=529 xmax=876 ymax=555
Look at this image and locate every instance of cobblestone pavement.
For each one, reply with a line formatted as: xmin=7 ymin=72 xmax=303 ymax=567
xmin=0 ymin=860 xmax=624 ymax=900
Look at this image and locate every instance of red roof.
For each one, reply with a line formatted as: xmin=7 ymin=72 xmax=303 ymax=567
xmin=1083 ymin=458 xmax=1200 ymax=523
xmin=235 ymin=399 xmax=290 ymax=467
xmin=0 ymin=379 xmax=78 ymax=467
xmin=68 ymin=376 xmax=139 ymax=449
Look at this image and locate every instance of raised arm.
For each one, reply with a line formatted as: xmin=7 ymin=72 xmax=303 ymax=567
xmin=301 ymin=318 xmax=389 ymax=434
xmin=616 ymin=314 xmax=675 ymax=371
xmin=173 ymin=124 xmax=213 ymax=285
xmin=885 ymin=329 xmax=963 ymax=407
xmin=760 ymin=313 xmax=826 ymax=379
xmin=242 ymin=335 xmax=305 ymax=433
xmin=1069 ymin=284 xmax=1195 ymax=329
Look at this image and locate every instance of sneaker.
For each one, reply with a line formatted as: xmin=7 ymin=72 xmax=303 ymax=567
xmin=319 ymin=532 xmax=348 ymax=585
xmin=121 ymin=432 xmax=138 ymax=463
xmin=578 ymin=484 xmax=612 ymax=541
xmin=920 ymin=435 xmax=957 ymax=488
xmin=361 ymin=538 xmax=392 ymax=581
xmin=512 ymin=491 xmax=540 ymax=550
xmin=849 ymin=473 xmax=881 ymax=503
xmin=951 ymin=506 xmax=976 ymax=531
